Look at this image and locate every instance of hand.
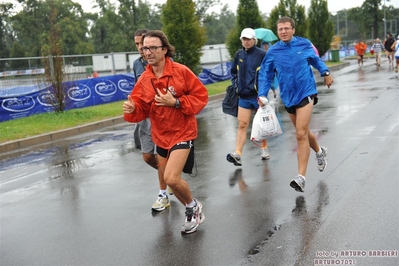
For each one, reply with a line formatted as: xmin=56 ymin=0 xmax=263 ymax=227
xmin=123 ymin=95 xmax=135 ymax=113
xmin=324 ymin=75 xmax=333 ymax=88
xmin=154 ymin=88 xmax=175 ymax=107
xmin=257 ymin=96 xmax=268 ymax=107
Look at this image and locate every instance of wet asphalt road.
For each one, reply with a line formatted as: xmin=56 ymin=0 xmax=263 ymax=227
xmin=1 ymin=59 xmax=398 ymax=266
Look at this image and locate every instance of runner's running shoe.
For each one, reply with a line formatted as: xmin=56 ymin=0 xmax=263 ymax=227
xmin=151 ymin=195 xmax=170 ymax=212
xmin=181 ymin=199 xmax=205 ymax=234
xmin=316 ymin=146 xmax=328 ymax=172
xmin=290 ymin=175 xmax=306 ymax=192
xmin=261 ymin=148 xmax=270 ymax=160
xmin=226 ymin=152 xmax=242 ymax=166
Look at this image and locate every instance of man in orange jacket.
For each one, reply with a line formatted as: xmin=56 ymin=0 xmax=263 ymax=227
xmin=354 ymin=40 xmax=367 ymax=67
xmin=123 ymin=30 xmax=208 ymax=234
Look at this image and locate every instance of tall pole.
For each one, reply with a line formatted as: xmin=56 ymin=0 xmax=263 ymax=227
xmin=345 ymin=9 xmax=348 ymax=37
xmin=384 ymin=0 xmax=387 ymax=37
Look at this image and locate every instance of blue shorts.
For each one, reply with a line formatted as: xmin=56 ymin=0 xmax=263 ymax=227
xmin=238 ymin=97 xmax=259 ymax=110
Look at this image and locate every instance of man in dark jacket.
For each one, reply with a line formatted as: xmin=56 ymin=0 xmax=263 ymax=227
xmin=384 ymin=33 xmax=395 ymax=65
xmin=226 ymin=28 xmax=269 ymax=167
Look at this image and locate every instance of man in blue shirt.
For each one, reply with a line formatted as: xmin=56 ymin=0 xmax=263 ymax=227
xmin=258 ymin=17 xmax=333 ymax=192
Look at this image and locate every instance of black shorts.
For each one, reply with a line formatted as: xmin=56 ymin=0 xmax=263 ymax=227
xmin=156 ymin=140 xmax=195 ymax=174
xmin=285 ymin=95 xmax=318 ymax=114
xmin=156 ymin=140 xmax=194 ymax=158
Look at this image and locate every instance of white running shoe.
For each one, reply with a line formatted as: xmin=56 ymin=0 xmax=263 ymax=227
xmin=181 ymin=199 xmax=205 ymax=234
xmin=151 ymin=195 xmax=170 ymax=212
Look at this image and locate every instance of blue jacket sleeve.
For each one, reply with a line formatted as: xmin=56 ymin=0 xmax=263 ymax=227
xmin=258 ymin=54 xmax=274 ymax=98
xmin=307 ymin=46 xmax=329 ymax=76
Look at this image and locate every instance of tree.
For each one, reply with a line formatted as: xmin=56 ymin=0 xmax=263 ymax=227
xmin=41 ymin=2 xmax=69 ymax=113
xmin=9 ymin=41 xmax=27 ymax=70
xmin=0 ymin=2 xmax=13 ymax=70
xmin=203 ymin=4 xmax=236 ymax=44
xmin=194 ymin=0 xmax=221 ymax=22
xmin=162 ymin=0 xmax=206 ymax=75
xmin=268 ymin=0 xmax=307 ymax=38
xmin=90 ymin=1 xmax=126 ymax=53
xmin=308 ymin=0 xmax=334 ymax=57
xmin=362 ymin=0 xmax=382 ymax=40
xmin=226 ymin=0 xmax=265 ymax=60
xmin=11 ymin=0 xmax=93 ymax=57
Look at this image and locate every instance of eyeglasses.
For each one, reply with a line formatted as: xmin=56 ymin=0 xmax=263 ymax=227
xmin=277 ymin=27 xmax=293 ymax=32
xmin=140 ymin=46 xmax=164 ymax=53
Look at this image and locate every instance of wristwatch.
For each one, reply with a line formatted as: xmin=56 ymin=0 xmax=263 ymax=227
xmin=175 ymin=98 xmax=180 ymax=108
xmin=322 ymin=71 xmax=330 ymax=77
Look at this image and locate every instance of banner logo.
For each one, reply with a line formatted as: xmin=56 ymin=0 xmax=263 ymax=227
xmin=2 ymin=96 xmax=35 ymax=112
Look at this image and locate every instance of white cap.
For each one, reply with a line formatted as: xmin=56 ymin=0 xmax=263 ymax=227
xmin=240 ymin=28 xmax=256 ymax=40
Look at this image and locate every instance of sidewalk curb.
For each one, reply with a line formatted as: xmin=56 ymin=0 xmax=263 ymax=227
xmin=0 ymin=63 xmax=349 ymax=154
xmin=0 ymin=117 xmax=125 ymax=154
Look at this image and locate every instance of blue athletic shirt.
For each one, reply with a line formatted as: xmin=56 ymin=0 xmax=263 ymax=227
xmin=258 ymin=36 xmax=329 ymax=108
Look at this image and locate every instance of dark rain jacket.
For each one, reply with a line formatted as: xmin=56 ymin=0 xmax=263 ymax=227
xmin=231 ymin=45 xmax=266 ymax=99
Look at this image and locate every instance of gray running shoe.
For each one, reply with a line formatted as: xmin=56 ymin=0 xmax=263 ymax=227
xmin=261 ymin=147 xmax=270 ymax=160
xmin=316 ymin=146 xmax=328 ymax=172
xmin=151 ymin=195 xmax=170 ymax=212
xmin=290 ymin=175 xmax=305 ymax=192
xmin=227 ymin=152 xmax=242 ymax=166
xmin=181 ymin=199 xmax=205 ymax=234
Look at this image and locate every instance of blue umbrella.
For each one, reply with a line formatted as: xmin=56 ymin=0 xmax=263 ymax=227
xmin=254 ymin=28 xmax=278 ymax=42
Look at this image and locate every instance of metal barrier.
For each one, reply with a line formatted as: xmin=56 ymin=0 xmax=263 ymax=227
xmin=0 ymin=46 xmax=232 ymax=90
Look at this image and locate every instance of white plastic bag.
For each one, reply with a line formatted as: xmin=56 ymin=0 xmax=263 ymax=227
xmin=250 ymin=103 xmax=282 ymax=142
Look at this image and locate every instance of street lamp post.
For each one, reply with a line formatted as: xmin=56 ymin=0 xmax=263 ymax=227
xmin=387 ymin=19 xmax=397 ymax=36
xmin=345 ymin=9 xmax=348 ymax=37
xmin=384 ymin=0 xmax=387 ymax=37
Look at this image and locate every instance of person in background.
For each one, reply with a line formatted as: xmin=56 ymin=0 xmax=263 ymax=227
xmin=262 ymin=41 xmax=270 ymax=52
xmin=227 ymin=28 xmax=270 ymax=167
xmin=391 ymin=35 xmax=399 ymax=73
xmin=384 ymin=33 xmax=395 ymax=66
xmin=354 ymin=40 xmax=367 ymax=68
xmin=132 ymin=29 xmax=149 ymax=151
xmin=258 ymin=16 xmax=333 ymax=193
xmin=261 ymin=41 xmax=278 ymax=99
xmin=372 ymin=38 xmax=384 ymax=66
xmin=123 ymin=30 xmax=208 ymax=234
xmin=132 ymin=29 xmax=173 ymax=212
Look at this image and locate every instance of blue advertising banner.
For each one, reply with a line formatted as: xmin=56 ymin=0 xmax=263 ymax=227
xmin=0 ymin=74 xmax=135 ymax=123
xmin=198 ymin=62 xmax=232 ymax=85
xmin=0 ymin=62 xmax=233 ymax=123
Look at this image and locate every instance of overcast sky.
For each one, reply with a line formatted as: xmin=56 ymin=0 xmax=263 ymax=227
xmin=75 ymin=0 xmax=398 ymax=13
xmin=9 ymin=0 xmax=399 ymax=15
